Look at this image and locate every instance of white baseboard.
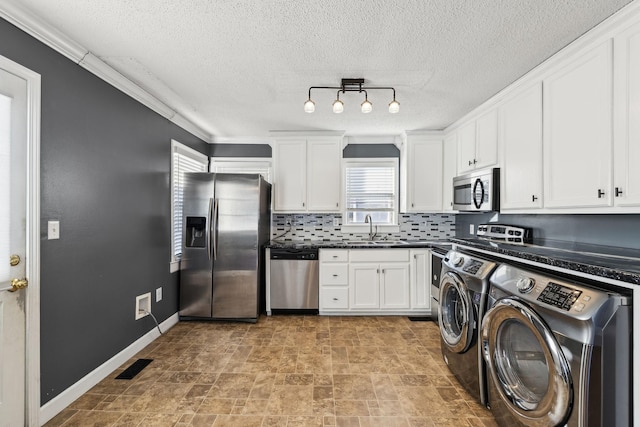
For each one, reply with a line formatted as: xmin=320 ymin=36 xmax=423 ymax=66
xmin=39 ymin=313 xmax=180 ymax=425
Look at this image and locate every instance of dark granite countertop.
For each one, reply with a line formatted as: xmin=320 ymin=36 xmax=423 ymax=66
xmin=266 ymin=239 xmax=451 ymax=250
xmin=451 ymin=238 xmax=640 ymax=286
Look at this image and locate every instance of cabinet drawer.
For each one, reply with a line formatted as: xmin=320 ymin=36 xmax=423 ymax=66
xmin=349 ymin=249 xmax=409 ymax=263
xmin=320 ymin=264 xmax=348 ymax=285
xmin=321 ymin=287 xmax=349 ymax=309
xmin=320 ymin=249 xmax=349 ymax=262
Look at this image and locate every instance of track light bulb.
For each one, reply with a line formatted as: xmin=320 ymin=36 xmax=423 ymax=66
xmin=332 ymin=99 xmax=344 ymax=114
xmin=304 ymin=99 xmax=315 ymax=113
xmin=361 ymin=99 xmax=373 ymax=114
xmin=388 ymin=99 xmax=400 ymax=114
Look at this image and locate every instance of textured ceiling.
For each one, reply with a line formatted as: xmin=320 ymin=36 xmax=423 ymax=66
xmin=9 ymin=0 xmax=634 ymax=140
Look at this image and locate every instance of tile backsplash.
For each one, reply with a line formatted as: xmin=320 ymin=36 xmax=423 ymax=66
xmin=271 ymin=213 xmax=455 ymax=241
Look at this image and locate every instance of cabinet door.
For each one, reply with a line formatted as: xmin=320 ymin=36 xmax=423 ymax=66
xmin=442 ymin=132 xmax=457 ymax=211
xmin=500 ymin=83 xmax=544 ymax=210
xmin=457 ymin=121 xmax=476 ymax=173
xmin=380 ymin=263 xmax=410 ymax=309
xmin=274 ymin=140 xmax=306 ymax=211
xmin=349 ymin=264 xmax=380 ymax=310
xmin=475 ymin=108 xmax=499 ymax=169
xmin=406 ymin=138 xmax=443 ymax=212
xmin=544 ymin=41 xmax=613 ymax=208
xmin=614 ymin=22 xmax=640 ymax=207
xmin=307 ymin=139 xmax=341 ymax=212
xmin=410 ymin=250 xmax=431 ymax=309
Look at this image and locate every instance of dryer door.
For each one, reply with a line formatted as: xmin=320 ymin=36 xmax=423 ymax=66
xmin=438 ymin=271 xmax=474 ymax=353
xmin=481 ymin=298 xmax=572 ymax=427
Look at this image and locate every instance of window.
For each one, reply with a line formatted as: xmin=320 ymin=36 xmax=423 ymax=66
xmin=171 ymin=140 xmax=208 ymax=270
xmin=209 ymin=158 xmax=273 ymax=183
xmin=343 ymin=158 xmax=399 ymax=226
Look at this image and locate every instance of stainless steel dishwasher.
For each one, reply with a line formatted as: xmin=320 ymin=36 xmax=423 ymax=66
xmin=270 ymin=248 xmax=319 ymax=311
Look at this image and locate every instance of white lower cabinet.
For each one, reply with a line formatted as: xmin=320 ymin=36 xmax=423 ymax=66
xmin=319 ymin=248 xmax=429 ymax=315
xmin=410 ymin=250 xmax=431 ymax=310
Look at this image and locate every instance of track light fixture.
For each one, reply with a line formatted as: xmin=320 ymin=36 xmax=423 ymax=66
xmin=304 ymin=78 xmax=399 ymax=114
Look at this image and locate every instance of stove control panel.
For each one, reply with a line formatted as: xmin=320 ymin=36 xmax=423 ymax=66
xmin=477 ymin=224 xmax=532 ymax=245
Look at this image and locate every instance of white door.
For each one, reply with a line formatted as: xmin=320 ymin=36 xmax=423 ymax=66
xmin=307 ymin=139 xmax=341 ymax=212
xmin=0 ymin=57 xmax=40 ymax=427
xmin=349 ymin=263 xmax=379 ymax=310
xmin=273 ymin=139 xmax=306 ymax=211
xmin=0 ymin=65 xmax=28 ymax=426
xmin=407 ymin=139 xmax=443 ymax=212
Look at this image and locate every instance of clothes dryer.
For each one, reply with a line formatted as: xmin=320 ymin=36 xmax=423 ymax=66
xmin=482 ymin=263 xmax=632 ymax=427
xmin=439 ymin=249 xmax=498 ymax=406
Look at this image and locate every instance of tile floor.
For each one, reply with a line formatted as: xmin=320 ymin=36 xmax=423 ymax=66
xmin=44 ymin=316 xmax=498 ymax=427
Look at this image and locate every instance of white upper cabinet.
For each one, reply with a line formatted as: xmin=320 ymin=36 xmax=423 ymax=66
xmin=307 ymin=139 xmax=342 ymax=211
xmin=273 ymin=139 xmax=306 ymax=211
xmin=614 ymin=20 xmax=640 ymax=207
xmin=543 ymin=40 xmax=613 ymax=208
xmin=272 ymin=134 xmax=343 ymax=212
xmin=457 ymin=109 xmax=499 ymax=173
xmin=500 ymin=82 xmax=544 ymax=210
xmin=442 ymin=132 xmax=457 ymax=212
xmin=400 ymin=133 xmax=443 ymax=212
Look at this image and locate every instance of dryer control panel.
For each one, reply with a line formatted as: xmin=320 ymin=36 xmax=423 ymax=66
xmin=537 ymin=282 xmax=582 ymax=311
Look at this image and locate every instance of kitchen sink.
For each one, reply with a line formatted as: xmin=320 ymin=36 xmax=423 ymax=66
xmin=377 ymin=240 xmax=409 ymax=246
xmin=345 ymin=241 xmax=378 ymax=246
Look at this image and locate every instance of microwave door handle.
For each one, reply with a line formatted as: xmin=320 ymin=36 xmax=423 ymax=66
xmin=473 ymin=178 xmax=484 ymax=209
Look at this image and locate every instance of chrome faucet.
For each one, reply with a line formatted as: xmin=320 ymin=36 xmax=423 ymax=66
xmin=365 ymin=214 xmax=377 ymax=241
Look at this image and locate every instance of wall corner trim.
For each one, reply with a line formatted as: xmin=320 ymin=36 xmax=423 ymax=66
xmin=0 ymin=1 xmax=213 ymax=143
xmin=39 ymin=313 xmax=180 ymax=425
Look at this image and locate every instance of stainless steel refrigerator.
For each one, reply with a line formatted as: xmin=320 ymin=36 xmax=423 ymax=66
xmin=179 ymin=173 xmax=271 ymax=321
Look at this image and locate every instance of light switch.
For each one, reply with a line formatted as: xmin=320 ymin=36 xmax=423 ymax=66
xmin=48 ymin=220 xmax=60 ymax=240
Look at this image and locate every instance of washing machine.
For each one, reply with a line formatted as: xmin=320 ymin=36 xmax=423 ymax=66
xmin=439 ymin=249 xmax=498 ymax=406
xmin=482 ymin=263 xmax=632 ymax=427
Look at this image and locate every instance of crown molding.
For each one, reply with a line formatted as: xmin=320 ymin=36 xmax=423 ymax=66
xmin=0 ymin=0 xmax=213 ymax=143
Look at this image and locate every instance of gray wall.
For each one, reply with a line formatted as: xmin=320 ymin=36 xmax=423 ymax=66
xmin=343 ymin=143 xmax=399 ymax=158
xmin=210 ymin=143 xmax=271 ymax=157
xmin=0 ymin=18 xmax=210 ymax=404
xmin=456 ymin=213 xmax=640 ymax=249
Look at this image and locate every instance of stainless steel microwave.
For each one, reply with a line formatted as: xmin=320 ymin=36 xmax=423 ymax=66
xmin=452 ymin=168 xmax=500 ymax=212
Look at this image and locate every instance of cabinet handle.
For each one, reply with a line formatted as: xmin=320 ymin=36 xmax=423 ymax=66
xmin=336 ymin=202 xmax=339 ymax=207
xmin=473 ymin=159 xmax=478 ymax=165
xmin=332 ymin=255 xmax=338 ymax=258
xmin=468 ymin=160 xmax=473 ymax=166
xmin=532 ymin=195 xmax=538 ymax=202
xmin=615 ymin=187 xmax=623 ymax=197
xmin=332 ymin=274 xmax=338 ymax=277
xmin=377 ymin=269 xmax=380 ymax=274
xmin=302 ymin=202 xmax=305 ymax=207
xmin=333 ymin=297 xmax=338 ymax=301
xmin=411 ymin=203 xmax=414 ymax=207
xmin=597 ymin=189 xmax=605 ymax=198
xmin=381 ymin=269 xmax=385 ymax=274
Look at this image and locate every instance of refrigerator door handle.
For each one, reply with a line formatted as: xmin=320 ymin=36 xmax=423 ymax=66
xmin=212 ymin=198 xmax=219 ymax=260
xmin=207 ymin=197 xmax=213 ymax=260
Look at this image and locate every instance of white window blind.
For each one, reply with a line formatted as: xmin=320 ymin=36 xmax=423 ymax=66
xmin=172 ymin=141 xmax=208 ymax=263
xmin=344 ymin=159 xmax=398 ymax=225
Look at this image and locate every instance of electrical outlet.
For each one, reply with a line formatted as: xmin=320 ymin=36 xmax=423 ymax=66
xmin=469 ymin=224 xmax=475 ymax=235
xmin=156 ymin=287 xmax=163 ymax=302
xmin=333 ymin=218 xmax=340 ymax=227
xmin=135 ymin=293 xmax=151 ymax=320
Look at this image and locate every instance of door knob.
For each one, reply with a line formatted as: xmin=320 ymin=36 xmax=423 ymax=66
xmin=10 ymin=278 xmax=28 ymax=292
xmin=10 ymin=254 xmax=21 ymax=266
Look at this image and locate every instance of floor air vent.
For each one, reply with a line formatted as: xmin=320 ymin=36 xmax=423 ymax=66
xmin=115 ymin=358 xmax=153 ymax=380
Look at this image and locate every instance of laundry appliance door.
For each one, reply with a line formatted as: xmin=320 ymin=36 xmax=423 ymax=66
xmin=482 ymin=298 xmax=572 ymax=427
xmin=439 ymin=271 xmax=475 ymax=353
